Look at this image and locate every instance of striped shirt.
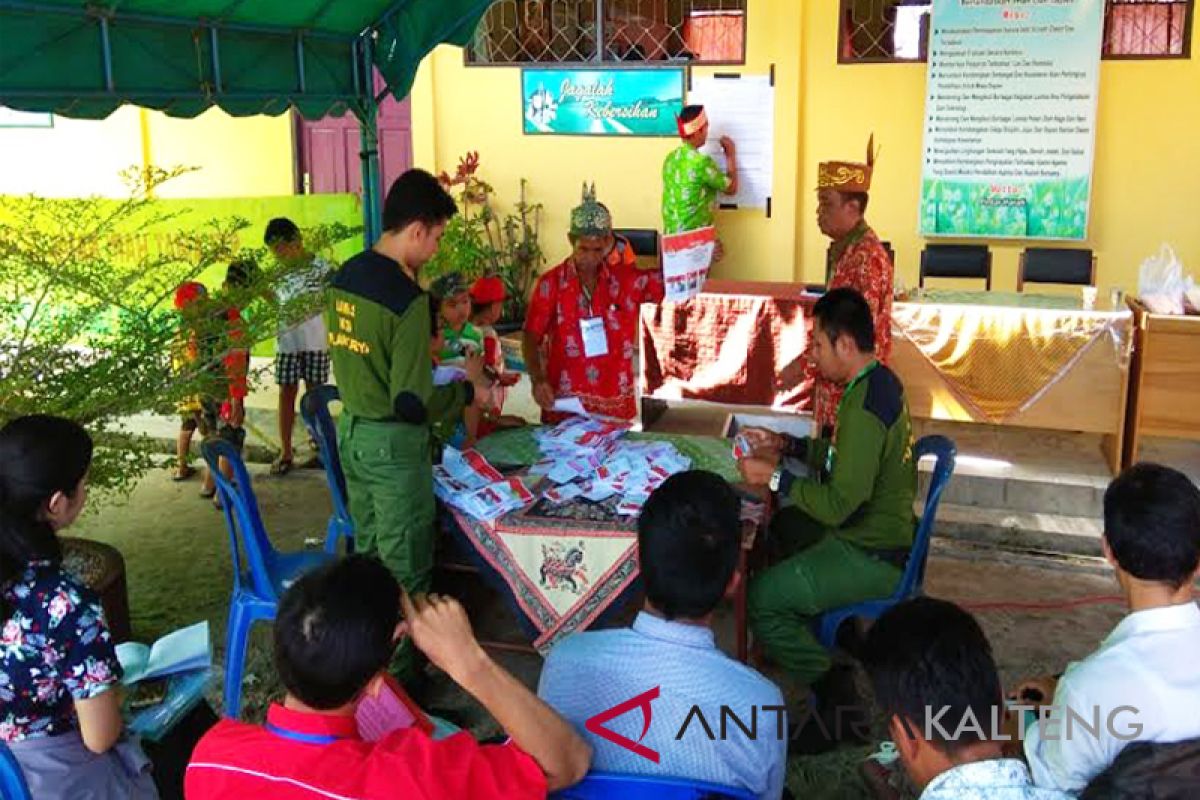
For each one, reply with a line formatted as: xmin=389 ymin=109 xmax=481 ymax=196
xmin=538 ymin=612 xmax=786 ymax=799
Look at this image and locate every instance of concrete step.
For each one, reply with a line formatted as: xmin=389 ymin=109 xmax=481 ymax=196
xmin=934 ymin=502 xmax=1104 ymax=558
xmin=919 ymin=465 xmax=1105 ymax=518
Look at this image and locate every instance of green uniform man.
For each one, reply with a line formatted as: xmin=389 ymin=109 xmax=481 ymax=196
xmin=326 ymin=169 xmax=483 ymax=680
xmin=738 ymin=287 xmax=916 ymax=703
xmin=661 ymin=104 xmax=738 ymax=260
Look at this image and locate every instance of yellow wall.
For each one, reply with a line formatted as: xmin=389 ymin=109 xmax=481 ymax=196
xmin=799 ymin=2 xmax=1200 ymax=292
xmin=0 ymin=107 xmax=294 ymax=198
xmin=411 ymin=1 xmax=1200 ymax=294
xmin=410 ymin=2 xmax=804 ymax=282
xmin=0 ymin=106 xmax=144 ymax=197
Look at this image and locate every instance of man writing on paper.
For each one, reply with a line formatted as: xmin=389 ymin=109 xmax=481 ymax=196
xmin=523 ymin=184 xmax=663 ymax=423
xmin=784 ymin=137 xmax=895 ymax=433
xmin=661 ymin=104 xmax=738 ymax=262
xmin=738 ymin=288 xmax=915 ymax=735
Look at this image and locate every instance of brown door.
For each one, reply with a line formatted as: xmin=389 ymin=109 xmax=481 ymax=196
xmin=295 ymin=71 xmax=412 ymax=198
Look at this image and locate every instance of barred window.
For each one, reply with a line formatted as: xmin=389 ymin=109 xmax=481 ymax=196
xmin=838 ymin=0 xmax=1192 ymax=63
xmin=466 ymin=0 xmax=747 ymax=65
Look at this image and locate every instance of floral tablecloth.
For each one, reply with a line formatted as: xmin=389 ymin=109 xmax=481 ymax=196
xmin=442 ymin=428 xmax=739 ymax=652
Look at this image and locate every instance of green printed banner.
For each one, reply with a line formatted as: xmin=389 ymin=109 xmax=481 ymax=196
xmin=522 ymin=67 xmax=684 ymax=136
xmin=920 ymin=0 xmax=1104 ymax=240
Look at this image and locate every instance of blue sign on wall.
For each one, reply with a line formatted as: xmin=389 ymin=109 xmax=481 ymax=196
xmin=521 ymin=68 xmax=685 ymax=137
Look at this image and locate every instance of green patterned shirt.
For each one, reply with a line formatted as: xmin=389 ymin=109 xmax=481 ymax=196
xmin=661 ymin=144 xmax=731 ymax=234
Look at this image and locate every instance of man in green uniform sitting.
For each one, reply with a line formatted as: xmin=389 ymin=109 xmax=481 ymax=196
xmin=738 ymin=287 xmax=916 ymax=714
xmin=326 ymin=168 xmax=486 ymax=680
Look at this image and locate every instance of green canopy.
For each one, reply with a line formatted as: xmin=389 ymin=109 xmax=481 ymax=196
xmin=0 ymin=0 xmax=492 ymax=119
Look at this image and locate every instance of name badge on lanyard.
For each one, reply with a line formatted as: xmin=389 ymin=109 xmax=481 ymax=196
xmin=580 ymin=316 xmax=608 ymax=358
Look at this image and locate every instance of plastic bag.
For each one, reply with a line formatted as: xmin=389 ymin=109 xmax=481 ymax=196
xmin=1138 ymin=244 xmax=1192 ymax=315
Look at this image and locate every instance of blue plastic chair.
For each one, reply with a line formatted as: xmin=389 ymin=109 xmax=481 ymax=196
xmin=551 ymin=771 xmax=756 ymax=800
xmin=0 ymin=742 xmax=31 ymax=800
xmin=813 ymin=435 xmax=957 ymax=649
xmin=299 ymin=385 xmax=354 ymax=554
xmin=201 ymin=439 xmax=335 ymax=718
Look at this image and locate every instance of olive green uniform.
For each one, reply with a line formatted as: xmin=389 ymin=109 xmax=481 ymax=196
xmin=326 ymin=249 xmax=472 ymax=678
xmin=749 ymin=361 xmax=916 ymax=686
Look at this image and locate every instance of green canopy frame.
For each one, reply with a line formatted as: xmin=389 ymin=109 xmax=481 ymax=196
xmin=0 ymin=0 xmax=496 ymax=242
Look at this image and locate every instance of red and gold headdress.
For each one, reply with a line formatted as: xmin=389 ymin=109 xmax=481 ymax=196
xmin=817 ymin=134 xmax=879 ymax=192
xmin=676 ymin=106 xmax=709 ymax=138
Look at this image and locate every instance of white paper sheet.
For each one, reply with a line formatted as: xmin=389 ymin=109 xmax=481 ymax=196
xmin=688 ymin=75 xmax=775 ymax=210
xmin=552 ymin=396 xmax=589 ymax=417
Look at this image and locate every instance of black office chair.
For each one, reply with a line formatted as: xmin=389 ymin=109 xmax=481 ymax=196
xmin=613 ymin=228 xmax=659 ymax=258
xmin=1018 ymin=247 xmax=1096 ymax=291
xmin=919 ymin=244 xmax=992 ymax=290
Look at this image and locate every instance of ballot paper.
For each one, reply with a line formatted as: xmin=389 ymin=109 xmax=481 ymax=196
xmin=455 ymin=478 xmax=535 ymax=521
xmin=532 ymin=419 xmax=694 ymax=513
xmin=551 ymin=397 xmax=588 ymax=417
xmin=662 ymin=227 xmax=716 ymax=303
xmin=433 ymin=447 xmax=505 ymax=503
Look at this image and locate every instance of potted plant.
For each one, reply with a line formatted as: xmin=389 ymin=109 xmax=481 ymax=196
xmin=425 ymin=152 xmax=544 ymax=332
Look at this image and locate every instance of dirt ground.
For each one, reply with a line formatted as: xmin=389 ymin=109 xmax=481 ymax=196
xmin=78 ymin=464 xmax=1131 ymax=797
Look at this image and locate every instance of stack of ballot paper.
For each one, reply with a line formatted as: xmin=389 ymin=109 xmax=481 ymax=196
xmin=533 ymin=420 xmax=692 ymax=516
xmin=435 ymin=447 xmax=535 ymax=521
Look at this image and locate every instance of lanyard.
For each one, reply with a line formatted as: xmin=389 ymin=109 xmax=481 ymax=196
xmin=575 ymin=260 xmax=606 ymax=316
xmin=836 ymin=360 xmax=879 ymax=420
xmin=266 ymin=722 xmax=346 ymax=746
xmin=827 ymin=360 xmax=879 ymax=474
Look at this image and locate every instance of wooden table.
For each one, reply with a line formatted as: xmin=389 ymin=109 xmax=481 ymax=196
xmin=1123 ymin=299 xmax=1200 ymax=466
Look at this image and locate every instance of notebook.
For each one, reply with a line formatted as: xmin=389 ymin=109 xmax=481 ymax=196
xmin=116 ymin=621 xmax=211 ymax=686
xmin=355 ymin=673 xmax=434 ymax=741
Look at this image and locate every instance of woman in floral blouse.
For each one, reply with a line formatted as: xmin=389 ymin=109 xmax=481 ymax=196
xmin=0 ymin=415 xmax=157 ymax=798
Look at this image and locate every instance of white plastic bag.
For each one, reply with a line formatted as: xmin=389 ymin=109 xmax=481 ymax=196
xmin=1138 ymin=243 xmax=1191 ymax=315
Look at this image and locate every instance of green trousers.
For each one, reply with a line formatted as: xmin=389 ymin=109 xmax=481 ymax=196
xmin=749 ymin=509 xmax=902 ymax=687
xmin=338 ymin=413 xmax=434 ymax=680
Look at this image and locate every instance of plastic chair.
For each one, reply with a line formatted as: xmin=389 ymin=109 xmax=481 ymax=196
xmin=919 ymin=244 xmax=992 ymax=290
xmin=813 ymin=435 xmax=957 ymax=649
xmin=0 ymin=742 xmax=31 ymax=800
xmin=201 ymin=439 xmax=335 ymax=718
xmin=551 ymin=771 xmax=756 ymax=800
xmin=1018 ymin=247 xmax=1096 ymax=290
xmin=299 ymin=385 xmax=354 ymax=554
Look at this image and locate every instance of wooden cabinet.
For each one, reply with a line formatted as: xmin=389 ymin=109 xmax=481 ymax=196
xmin=1123 ymin=299 xmax=1200 ymax=466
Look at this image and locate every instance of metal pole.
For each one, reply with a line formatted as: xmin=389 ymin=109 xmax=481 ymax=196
xmin=594 ymin=0 xmax=604 ymax=62
xmin=99 ymin=15 xmax=114 ymax=91
xmin=357 ymin=35 xmax=382 ymax=246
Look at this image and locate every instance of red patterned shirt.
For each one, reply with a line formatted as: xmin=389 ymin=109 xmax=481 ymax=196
xmin=525 ymin=237 xmax=664 ymax=421
xmin=810 ymin=222 xmax=895 ymax=431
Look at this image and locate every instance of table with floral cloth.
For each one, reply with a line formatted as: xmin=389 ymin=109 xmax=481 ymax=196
xmin=440 ymin=428 xmax=743 ymax=654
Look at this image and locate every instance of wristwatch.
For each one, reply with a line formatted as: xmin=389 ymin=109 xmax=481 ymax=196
xmin=768 ymin=465 xmax=784 ymax=493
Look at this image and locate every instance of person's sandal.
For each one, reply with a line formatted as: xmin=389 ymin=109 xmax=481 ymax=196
xmin=270 ymin=455 xmax=293 ymax=476
xmin=199 ymin=487 xmax=217 ymax=500
xmin=172 ymin=465 xmax=197 ymax=482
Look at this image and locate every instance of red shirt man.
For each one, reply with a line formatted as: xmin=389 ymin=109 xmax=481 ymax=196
xmin=807 ymin=138 xmax=894 ymax=432
xmin=185 ymin=555 xmax=590 ymax=800
xmin=523 ymin=185 xmax=664 ymax=422
xmin=186 ymin=703 xmax=545 ymax=799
